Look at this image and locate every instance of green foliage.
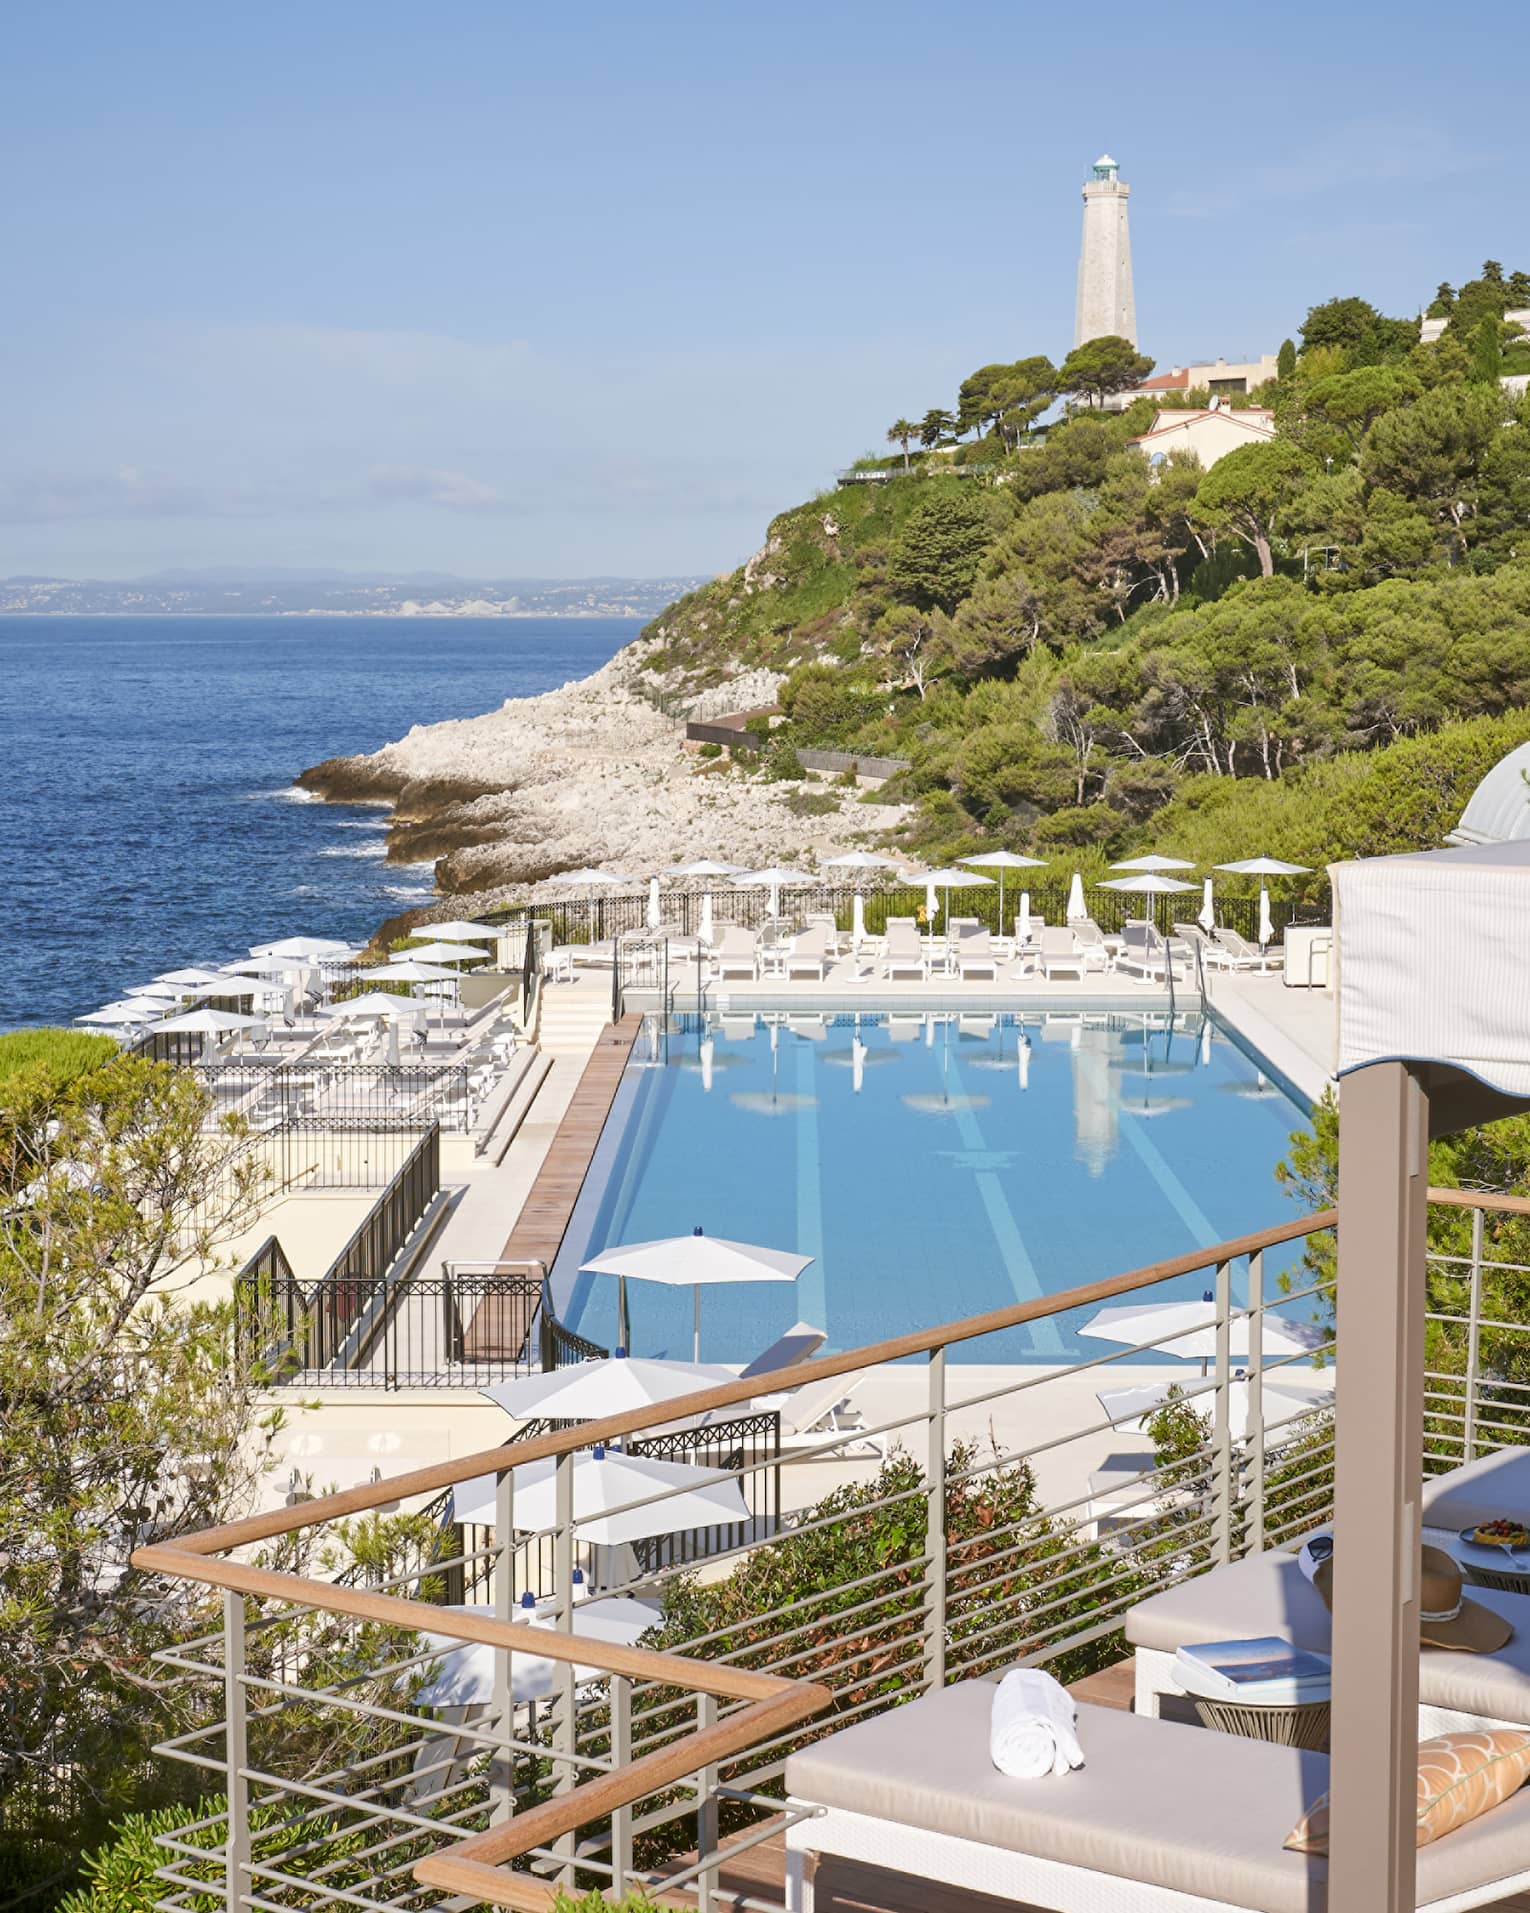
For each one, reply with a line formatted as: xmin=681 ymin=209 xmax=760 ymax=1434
xmin=1057 ymin=335 xmax=1154 ymax=405
xmin=0 ymin=1052 xmax=280 ymax=1860
xmin=888 ymin=487 xmax=1003 ymax=613
xmin=763 ymin=740 xmax=805 ymax=781
xmin=778 ymin=663 xmax=885 ymax=743
xmin=0 ymin=1027 xmax=118 ymax=1090
xmin=1193 ymin=438 xmax=1310 ymax=576
xmin=696 ymin=740 xmax=722 ymax=758
xmin=1277 ymin=337 xmax=1298 ymax=383
xmin=1300 ymin=296 xmax=1417 ymax=364
xmin=1472 ymin=315 xmax=1504 ymax=384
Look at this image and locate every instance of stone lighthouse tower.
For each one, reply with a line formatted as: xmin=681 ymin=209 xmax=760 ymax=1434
xmin=1074 ymin=153 xmax=1137 ymax=348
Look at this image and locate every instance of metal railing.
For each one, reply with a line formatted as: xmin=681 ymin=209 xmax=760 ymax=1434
xmin=135 ymin=1187 xmax=1530 ymax=1912
xmin=140 ymin=1205 xmax=1335 ymax=1912
xmin=196 ymin=1059 xmax=480 ymax=1135
xmin=498 ymin=880 xmax=1325 ymax=952
xmin=237 ymin=1125 xmax=442 ymax=1380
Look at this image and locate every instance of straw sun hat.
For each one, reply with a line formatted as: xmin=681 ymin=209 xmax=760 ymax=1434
xmin=1300 ymin=1534 xmax=1512 ymax=1654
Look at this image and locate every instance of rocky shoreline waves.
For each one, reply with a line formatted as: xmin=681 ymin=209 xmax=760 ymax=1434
xmin=297 ymin=648 xmax=907 ymax=916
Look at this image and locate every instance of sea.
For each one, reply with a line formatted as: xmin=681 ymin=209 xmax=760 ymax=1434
xmin=2 ymin=614 xmax=638 ymax=1031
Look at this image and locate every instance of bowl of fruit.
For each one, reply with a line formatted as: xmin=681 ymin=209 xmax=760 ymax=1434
xmin=1465 ymin=1518 xmax=1530 ymax=1550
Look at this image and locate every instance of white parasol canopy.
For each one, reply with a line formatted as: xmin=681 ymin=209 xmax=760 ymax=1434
xmin=548 ymin=867 xmax=633 ymax=886
xmin=1098 ymin=873 xmax=1197 ymax=895
xmin=1111 ymin=855 xmax=1196 ymax=875
xmin=373 ymin=959 xmax=461 ymax=983
xmin=735 ymin=866 xmax=814 ymax=918
xmin=152 ymin=1008 xmax=262 ymax=1035
xmin=580 ymin=1231 xmax=811 ymax=1359
xmin=1098 ymin=1375 xmax=1333 ymax=1443
xmin=222 ymin=954 xmax=308 ymax=977
xmin=252 ymin=936 xmax=355 ymax=959
xmin=1079 ymin=1297 xmax=1327 ymax=1362
xmin=480 ymin=1353 xmax=735 ymax=1424
xmin=154 ymin=967 xmax=236 ymax=989
xmin=76 ymin=1001 xmax=163 ymax=1026
xmin=403 ymin=941 xmax=490 ymax=964
xmin=319 ymin=993 xmax=423 ymax=1021
xmin=666 ymin=859 xmax=745 ymax=877
xmin=452 ymin=1444 xmax=750 ymax=1542
xmin=421 ymin=918 xmax=502 ymax=940
xmin=1216 ymin=857 xmax=1310 ymax=951
xmin=416 ymin=1597 xmax=660 ymax=1707
xmin=960 ymin=850 xmax=1045 ymax=928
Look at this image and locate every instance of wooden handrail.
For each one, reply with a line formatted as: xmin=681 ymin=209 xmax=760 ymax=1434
xmin=129 ymin=1186 xmax=1530 ymax=1909
xmin=144 ymin=1206 xmax=1337 ymax=1559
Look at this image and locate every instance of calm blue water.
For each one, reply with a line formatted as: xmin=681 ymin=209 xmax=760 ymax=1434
xmin=556 ymin=1010 xmax=1311 ymax=1364
xmin=2 ymin=615 xmax=637 ymax=1029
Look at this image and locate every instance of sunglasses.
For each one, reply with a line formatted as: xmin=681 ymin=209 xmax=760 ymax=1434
xmin=1305 ymin=1534 xmax=1334 ymax=1564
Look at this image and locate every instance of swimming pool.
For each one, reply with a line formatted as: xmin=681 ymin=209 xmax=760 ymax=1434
xmin=553 ymin=1009 xmax=1314 ymax=1365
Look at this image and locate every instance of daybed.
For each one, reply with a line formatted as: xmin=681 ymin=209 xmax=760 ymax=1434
xmin=1125 ymin=1547 xmax=1530 ymax=1736
xmin=784 ymin=1682 xmax=1530 ymax=1911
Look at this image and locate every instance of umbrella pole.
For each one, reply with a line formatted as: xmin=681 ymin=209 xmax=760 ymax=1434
xmin=694 ymin=1285 xmax=702 ymax=1364
xmin=618 ymin=1275 xmax=630 ymax=1355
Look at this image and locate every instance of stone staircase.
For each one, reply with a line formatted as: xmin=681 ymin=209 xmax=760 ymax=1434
xmin=536 ymin=976 xmax=615 ymax=1055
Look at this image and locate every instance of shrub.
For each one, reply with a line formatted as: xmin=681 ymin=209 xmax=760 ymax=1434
xmin=786 ymin=789 xmax=838 ymax=817
xmin=0 ymin=1027 xmax=117 ymax=1090
xmin=697 ymin=741 xmax=722 ymax=759
xmin=764 ymin=741 xmax=805 ymax=782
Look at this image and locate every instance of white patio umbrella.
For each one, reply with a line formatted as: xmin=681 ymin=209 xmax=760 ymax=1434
xmin=222 ymin=954 xmax=308 ymax=977
xmin=253 ymin=936 xmax=355 ymax=959
xmin=154 ymin=967 xmax=236 ymax=989
xmin=959 ymin=850 xmax=1045 ymax=928
xmin=480 ymin=1353 xmax=735 ymax=1424
xmin=403 ymin=941 xmax=490 ymax=965
xmin=580 ymin=1230 xmax=811 ymax=1360
xmin=127 ymin=980 xmax=190 ymax=1000
xmin=76 ymin=1000 xmax=163 ymax=1026
xmin=153 ymin=1007 xmax=262 ymax=1035
xmin=666 ymin=860 xmax=743 ymax=942
xmin=920 ymin=867 xmax=993 ymax=928
xmin=735 ymin=866 xmax=814 ymax=919
xmin=548 ymin=867 xmax=633 ymax=886
xmin=1198 ymin=878 xmax=1216 ymax=933
xmin=1110 ymin=855 xmax=1196 ymax=875
xmin=1066 ymin=872 xmax=1088 ymax=922
xmin=1215 ymin=858 xmax=1311 ymax=951
xmin=1016 ymin=890 xmax=1032 ymax=943
xmin=452 ymin=1445 xmax=750 ymax=1543
xmin=1098 ymin=871 xmax=1197 ymax=931
xmin=374 ymin=959 xmax=462 ymax=984
xmin=1079 ymin=1297 xmax=1327 ymax=1364
xmin=423 ymin=919 xmax=501 ymax=940
xmin=319 ymin=992 xmax=424 ymax=1020
xmin=416 ymin=1597 xmax=660 ymax=1708
xmin=647 ymin=876 xmax=662 ymax=930
xmin=1097 ymin=1375 xmax=1333 ymax=1444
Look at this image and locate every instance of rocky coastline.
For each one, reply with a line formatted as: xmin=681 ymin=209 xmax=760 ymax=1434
xmin=298 ymin=646 xmax=907 ymax=926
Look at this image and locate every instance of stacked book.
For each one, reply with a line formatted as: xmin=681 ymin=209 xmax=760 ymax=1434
xmin=1174 ymin=1636 xmax=1332 ymax=1705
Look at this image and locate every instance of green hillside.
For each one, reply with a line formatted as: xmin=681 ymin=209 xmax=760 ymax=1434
xmin=639 ymin=266 xmax=1530 ymax=876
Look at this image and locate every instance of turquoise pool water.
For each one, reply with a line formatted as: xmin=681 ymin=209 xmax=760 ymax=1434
xmin=553 ymin=1009 xmax=1313 ymax=1365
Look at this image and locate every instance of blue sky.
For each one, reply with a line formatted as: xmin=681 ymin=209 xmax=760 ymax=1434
xmin=2 ymin=1 xmax=1512 ymax=580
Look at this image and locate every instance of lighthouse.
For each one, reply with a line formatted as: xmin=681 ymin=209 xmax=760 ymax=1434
xmin=1074 ymin=153 xmax=1137 ymax=349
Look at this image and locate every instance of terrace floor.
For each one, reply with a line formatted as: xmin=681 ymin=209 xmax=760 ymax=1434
xmin=659 ymin=1659 xmax=1530 ymax=1911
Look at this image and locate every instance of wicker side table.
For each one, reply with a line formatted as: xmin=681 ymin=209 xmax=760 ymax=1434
xmin=1191 ymin=1694 xmax=1332 ymax=1750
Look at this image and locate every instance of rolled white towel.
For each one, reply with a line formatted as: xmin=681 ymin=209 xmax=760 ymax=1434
xmin=990 ymin=1668 xmax=1085 ymax=1779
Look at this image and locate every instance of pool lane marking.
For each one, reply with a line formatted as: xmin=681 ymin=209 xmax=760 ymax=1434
xmin=1115 ymin=1110 xmax=1241 ymax=1298
xmin=793 ymin=1034 xmax=827 ymax=1331
xmin=946 ymin=1039 xmax=1065 ymax=1356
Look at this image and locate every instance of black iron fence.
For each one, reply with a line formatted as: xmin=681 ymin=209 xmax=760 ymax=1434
xmin=498 ymin=877 xmax=1329 ymax=953
xmin=456 ymin=1411 xmax=782 ymax=1603
xmin=196 ymin=1059 xmax=478 ymax=1133
xmin=238 ymin=1124 xmax=442 ymax=1379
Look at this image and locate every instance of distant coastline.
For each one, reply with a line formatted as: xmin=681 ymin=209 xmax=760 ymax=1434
xmin=0 ymin=575 xmax=708 ymax=621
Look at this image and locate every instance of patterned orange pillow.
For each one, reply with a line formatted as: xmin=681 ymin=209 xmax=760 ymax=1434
xmin=1286 ymin=1730 xmax=1530 ymax=1854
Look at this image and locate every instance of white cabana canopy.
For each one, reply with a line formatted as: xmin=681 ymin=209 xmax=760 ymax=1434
xmin=253 ymin=936 xmax=354 ymax=959
xmin=480 ymin=1354 xmax=735 ymax=1424
xmin=319 ymin=993 xmax=423 ymax=1021
xmin=1332 ymin=838 xmax=1530 ymax=1116
xmin=403 ymin=941 xmax=489 ymax=964
xmin=1324 ymin=837 xmax=1530 ymax=1907
xmin=422 ymin=918 xmax=501 ymax=940
xmin=452 ymin=1446 xmax=750 ymax=1542
xmin=153 ymin=1008 xmax=262 ymax=1035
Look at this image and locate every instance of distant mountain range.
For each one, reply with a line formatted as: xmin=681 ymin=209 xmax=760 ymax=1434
xmin=0 ymin=571 xmax=710 ymax=618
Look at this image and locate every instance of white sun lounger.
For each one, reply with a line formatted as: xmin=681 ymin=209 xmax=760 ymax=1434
xmin=954 ymin=929 xmax=999 ymax=982
xmin=786 ymin=926 xmax=833 ymax=982
xmin=1126 ymin=1546 xmax=1530 ymax=1738
xmin=737 ymin=1321 xmax=827 ymax=1381
xmin=880 ymin=923 xmax=926 ymax=981
xmin=1214 ymin=927 xmax=1284 ymax=973
xmin=785 ymin=1682 xmax=1530 ymax=1912
xmin=709 ymin=925 xmax=758 ymax=983
xmin=1422 ymin=1444 xmax=1530 ymax=1538
xmin=1037 ymin=925 xmax=1087 ymax=981
xmin=753 ymin=1373 xmax=886 ymax=1460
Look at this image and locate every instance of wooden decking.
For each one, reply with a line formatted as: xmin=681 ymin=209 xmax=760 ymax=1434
xmin=660 ymin=1661 xmax=1530 ymax=1911
xmin=461 ymin=1013 xmax=641 ymax=1360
